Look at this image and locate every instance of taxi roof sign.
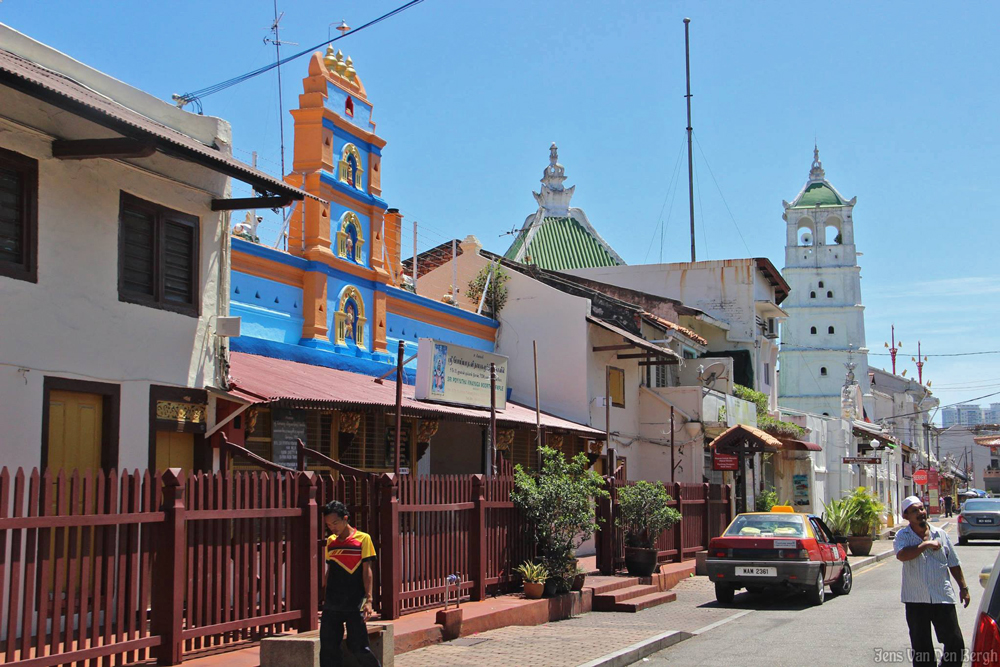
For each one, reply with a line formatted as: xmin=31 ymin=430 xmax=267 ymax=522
xmin=770 ymin=505 xmax=795 ymax=513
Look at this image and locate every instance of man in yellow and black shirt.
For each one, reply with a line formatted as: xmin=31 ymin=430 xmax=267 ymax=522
xmin=320 ymin=500 xmax=380 ymax=667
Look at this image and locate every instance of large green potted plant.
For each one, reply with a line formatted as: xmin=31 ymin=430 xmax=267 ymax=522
xmin=822 ymin=497 xmax=854 ymax=537
xmin=512 ymin=447 xmax=609 ymax=595
xmin=844 ymin=487 xmax=885 ymax=556
xmin=616 ymin=481 xmax=682 ymax=577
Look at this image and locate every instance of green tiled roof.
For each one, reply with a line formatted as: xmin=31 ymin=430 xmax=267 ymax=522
xmin=791 ymin=182 xmax=844 ymax=208
xmin=504 ymin=217 xmax=621 ymax=270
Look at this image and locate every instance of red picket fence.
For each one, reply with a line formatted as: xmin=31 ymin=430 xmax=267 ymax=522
xmin=595 ymin=471 xmax=732 ymax=575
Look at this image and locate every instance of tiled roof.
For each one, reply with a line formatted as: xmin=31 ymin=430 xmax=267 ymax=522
xmin=642 ymin=313 xmax=708 ymax=346
xmin=227 ymin=352 xmax=604 ymax=437
xmin=789 ymin=182 xmax=844 ymax=208
xmin=402 ymin=239 xmax=463 ymax=279
xmin=504 ymin=216 xmax=622 ymax=271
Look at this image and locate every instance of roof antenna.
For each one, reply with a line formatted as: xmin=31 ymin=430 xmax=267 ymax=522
xmin=265 ymin=2 xmax=298 ymax=177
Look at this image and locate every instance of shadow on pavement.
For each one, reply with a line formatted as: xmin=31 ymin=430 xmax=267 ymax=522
xmin=697 ymin=587 xmax=853 ymax=611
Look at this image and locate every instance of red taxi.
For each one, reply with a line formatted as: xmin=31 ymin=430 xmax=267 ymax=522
xmin=706 ymin=506 xmax=851 ymax=605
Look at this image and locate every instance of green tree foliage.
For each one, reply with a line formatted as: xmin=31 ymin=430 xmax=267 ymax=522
xmin=511 ymin=447 xmax=609 ymax=593
xmin=466 ymin=264 xmax=509 ymax=315
xmin=732 ymin=384 xmax=805 ymax=437
xmin=616 ymin=480 xmax=682 ymax=549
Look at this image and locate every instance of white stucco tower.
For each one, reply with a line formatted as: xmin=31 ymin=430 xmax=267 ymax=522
xmin=778 ymin=148 xmax=870 ymax=417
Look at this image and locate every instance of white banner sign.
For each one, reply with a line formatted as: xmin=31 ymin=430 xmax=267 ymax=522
xmin=414 ymin=338 xmax=508 ymax=410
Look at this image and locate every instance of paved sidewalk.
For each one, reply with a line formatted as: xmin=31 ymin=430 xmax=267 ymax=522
xmin=395 ymin=576 xmax=731 ymax=667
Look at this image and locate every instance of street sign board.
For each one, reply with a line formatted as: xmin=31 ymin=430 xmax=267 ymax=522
xmin=843 ymin=457 xmax=881 ymax=465
xmin=913 ymin=469 xmax=929 ymax=485
xmin=713 ymin=449 xmax=739 ymax=471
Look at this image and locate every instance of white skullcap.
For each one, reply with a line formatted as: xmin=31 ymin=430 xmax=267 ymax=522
xmin=901 ymin=496 xmax=923 ymax=514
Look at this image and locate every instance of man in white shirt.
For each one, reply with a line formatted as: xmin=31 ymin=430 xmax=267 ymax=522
xmin=894 ymin=495 xmax=970 ymax=667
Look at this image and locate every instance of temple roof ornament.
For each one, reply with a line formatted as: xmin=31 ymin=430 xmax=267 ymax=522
xmin=782 ymin=145 xmax=856 ymax=211
xmin=533 ymin=143 xmax=574 ymax=217
xmin=808 ymin=144 xmax=825 ymax=182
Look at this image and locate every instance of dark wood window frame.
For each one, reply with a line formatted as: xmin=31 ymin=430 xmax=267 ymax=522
xmin=147 ymin=384 xmax=209 ymax=473
xmin=0 ymin=145 xmax=39 ymax=283
xmin=117 ymin=192 xmax=200 ymax=317
xmin=40 ymin=376 xmax=121 ymax=472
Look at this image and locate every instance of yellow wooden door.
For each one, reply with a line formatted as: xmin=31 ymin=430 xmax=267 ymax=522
xmin=155 ymin=431 xmax=195 ymax=473
xmin=47 ymin=390 xmax=103 ymax=474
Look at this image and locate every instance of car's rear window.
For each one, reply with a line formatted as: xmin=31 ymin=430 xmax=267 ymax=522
xmin=724 ymin=514 xmax=807 ymax=537
xmin=964 ymin=499 xmax=1000 ymax=512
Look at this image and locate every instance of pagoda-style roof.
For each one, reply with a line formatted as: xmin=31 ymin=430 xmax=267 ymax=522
xmin=504 ymin=215 xmax=622 ymax=271
xmin=784 ymin=146 xmax=855 ymax=210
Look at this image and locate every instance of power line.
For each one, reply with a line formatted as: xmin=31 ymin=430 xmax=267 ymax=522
xmin=884 ymin=390 xmax=1000 ymax=420
xmin=692 ymin=132 xmax=751 ymax=255
xmin=870 ymin=350 xmax=1000 ymax=357
xmin=173 ymin=0 xmax=427 ymax=108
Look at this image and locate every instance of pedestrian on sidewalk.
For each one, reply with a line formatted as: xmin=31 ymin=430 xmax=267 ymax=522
xmin=321 ymin=500 xmax=381 ymax=667
xmin=894 ymin=495 xmax=970 ymax=667
xmin=943 ymin=495 xmax=953 ymax=518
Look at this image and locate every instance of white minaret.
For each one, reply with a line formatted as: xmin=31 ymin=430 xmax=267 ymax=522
xmin=778 ymin=148 xmax=870 ymax=417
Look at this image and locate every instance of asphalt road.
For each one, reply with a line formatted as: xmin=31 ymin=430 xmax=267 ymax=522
xmin=635 ymin=524 xmax=1000 ymax=667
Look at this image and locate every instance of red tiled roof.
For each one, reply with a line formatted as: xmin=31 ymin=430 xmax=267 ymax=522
xmin=975 ymin=435 xmax=1000 ymax=447
xmin=227 ymin=352 xmax=604 ymax=437
xmin=642 ymin=312 xmax=708 ymax=346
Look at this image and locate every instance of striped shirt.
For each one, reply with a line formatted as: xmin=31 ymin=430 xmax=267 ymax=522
xmin=893 ymin=524 xmax=960 ymax=604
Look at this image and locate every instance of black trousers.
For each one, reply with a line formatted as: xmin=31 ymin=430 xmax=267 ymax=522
xmin=320 ymin=609 xmax=381 ymax=667
xmin=905 ymin=603 xmax=965 ymax=667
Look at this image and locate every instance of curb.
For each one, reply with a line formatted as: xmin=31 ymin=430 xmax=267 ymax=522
xmin=576 ymin=630 xmax=691 ymax=667
xmin=850 ymin=548 xmax=895 ymax=574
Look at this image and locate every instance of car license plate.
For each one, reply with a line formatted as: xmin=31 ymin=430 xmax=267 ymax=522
xmin=737 ymin=566 xmax=776 ymax=577
xmin=977 ymin=518 xmax=993 ymax=524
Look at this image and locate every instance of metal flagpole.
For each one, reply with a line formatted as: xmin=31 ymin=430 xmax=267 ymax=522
xmin=683 ymin=17 xmax=696 ymax=262
xmin=394 ymin=340 xmax=404 ymax=477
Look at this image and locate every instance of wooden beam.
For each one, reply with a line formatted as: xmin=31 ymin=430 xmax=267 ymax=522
xmin=638 ymin=360 xmax=680 ymax=366
xmin=617 ymin=352 xmax=675 ymax=360
xmin=592 ymin=344 xmax=635 ymax=352
xmin=211 ymin=196 xmax=292 ymax=211
xmin=52 ymin=137 xmax=157 ymax=160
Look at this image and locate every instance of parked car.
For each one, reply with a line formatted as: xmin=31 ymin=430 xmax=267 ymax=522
xmin=970 ymin=551 xmax=1000 ymax=666
xmin=705 ymin=506 xmax=851 ymax=606
xmin=958 ymin=498 xmax=1000 ymax=545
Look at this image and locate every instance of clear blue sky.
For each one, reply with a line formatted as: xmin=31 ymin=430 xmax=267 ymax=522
xmin=2 ymin=0 xmax=997 ymax=419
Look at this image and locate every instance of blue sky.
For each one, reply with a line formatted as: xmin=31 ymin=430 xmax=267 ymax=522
xmin=2 ymin=0 xmax=997 ymax=420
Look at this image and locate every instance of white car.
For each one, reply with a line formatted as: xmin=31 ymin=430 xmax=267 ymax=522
xmin=970 ymin=551 xmax=1000 ymax=666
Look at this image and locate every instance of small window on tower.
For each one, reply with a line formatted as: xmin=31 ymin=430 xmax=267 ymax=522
xmin=810 ymin=291 xmax=816 ymax=299
xmin=828 ymin=326 xmax=835 ymax=334
xmin=820 ymin=367 xmax=828 ymax=376
xmin=827 ymin=291 xmax=833 ymax=298
xmin=345 ymin=96 xmax=355 ymax=117
xmin=818 ymin=281 xmax=824 ymax=288
xmin=810 ymin=327 xmax=817 ymax=335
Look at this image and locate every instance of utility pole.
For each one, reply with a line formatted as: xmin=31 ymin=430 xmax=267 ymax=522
xmin=683 ymin=18 xmax=696 ymax=263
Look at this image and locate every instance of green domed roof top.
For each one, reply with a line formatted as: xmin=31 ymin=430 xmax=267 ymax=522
xmin=791 ymin=181 xmax=845 ymax=208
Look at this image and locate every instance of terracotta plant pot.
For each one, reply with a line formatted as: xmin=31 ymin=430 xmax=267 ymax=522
xmin=847 ymin=535 xmax=873 ymax=557
xmin=624 ymin=547 xmax=659 ymax=577
xmin=572 ymin=573 xmax=587 ymax=591
xmin=523 ymin=582 xmax=544 ymax=599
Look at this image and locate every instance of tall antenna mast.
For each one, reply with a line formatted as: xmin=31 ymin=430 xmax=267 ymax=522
xmin=265 ymin=3 xmax=298 ymax=177
xmin=683 ymin=18 xmax=695 ymax=263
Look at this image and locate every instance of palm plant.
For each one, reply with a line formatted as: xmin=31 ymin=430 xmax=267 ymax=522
xmin=845 ymin=487 xmax=885 ymax=537
xmin=822 ymin=497 xmax=854 ymax=536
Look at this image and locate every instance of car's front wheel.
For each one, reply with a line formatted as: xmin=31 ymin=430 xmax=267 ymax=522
xmin=715 ymin=582 xmax=735 ymax=604
xmin=831 ymin=562 xmax=852 ymax=595
xmin=806 ymin=570 xmax=825 ymax=605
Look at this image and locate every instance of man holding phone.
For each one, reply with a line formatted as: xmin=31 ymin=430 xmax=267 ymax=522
xmin=320 ymin=500 xmax=381 ymax=667
xmin=894 ymin=495 xmax=970 ymax=667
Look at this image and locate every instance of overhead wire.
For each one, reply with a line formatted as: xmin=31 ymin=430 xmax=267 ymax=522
xmin=692 ymin=132 xmax=751 ymax=255
xmin=643 ymin=134 xmax=687 ymax=264
xmin=175 ymin=0 xmax=428 ymax=107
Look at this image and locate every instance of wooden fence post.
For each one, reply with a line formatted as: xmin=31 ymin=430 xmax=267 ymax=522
xmin=596 ymin=476 xmax=615 ymax=575
xmin=378 ymin=474 xmax=400 ymax=620
xmin=469 ymin=475 xmax=487 ymax=601
xmin=153 ymin=468 xmax=186 ymax=666
xmin=674 ymin=482 xmax=684 ymax=563
xmin=296 ymin=472 xmax=319 ymax=632
xmin=702 ymin=483 xmax=711 ymax=549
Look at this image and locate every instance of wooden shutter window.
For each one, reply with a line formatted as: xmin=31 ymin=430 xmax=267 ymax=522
xmin=118 ymin=193 xmax=199 ymax=316
xmin=609 ymin=367 xmax=625 ymax=408
xmin=0 ymin=146 xmax=38 ymax=283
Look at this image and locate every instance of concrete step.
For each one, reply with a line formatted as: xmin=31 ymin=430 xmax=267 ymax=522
xmin=611 ymin=590 xmax=677 ymax=613
xmin=593 ymin=584 xmax=661 ymax=611
xmin=586 ymin=576 xmax=642 ymax=596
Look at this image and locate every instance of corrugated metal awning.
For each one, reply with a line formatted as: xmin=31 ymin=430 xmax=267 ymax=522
xmin=226 ymin=352 xmax=605 ymax=438
xmin=0 ymin=48 xmax=313 ymax=201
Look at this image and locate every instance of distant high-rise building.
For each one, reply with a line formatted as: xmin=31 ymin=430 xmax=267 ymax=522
xmin=956 ymin=403 xmax=984 ymax=426
xmin=986 ymin=403 xmax=1000 ymax=425
xmin=942 ymin=406 xmax=959 ymax=428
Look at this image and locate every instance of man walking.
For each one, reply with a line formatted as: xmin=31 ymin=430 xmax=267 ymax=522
xmin=894 ymin=495 xmax=970 ymax=667
xmin=320 ymin=500 xmax=381 ymax=667
xmin=943 ymin=494 xmax=953 ymax=518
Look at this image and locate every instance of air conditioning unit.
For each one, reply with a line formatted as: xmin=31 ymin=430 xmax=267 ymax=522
xmin=764 ymin=318 xmax=778 ymax=339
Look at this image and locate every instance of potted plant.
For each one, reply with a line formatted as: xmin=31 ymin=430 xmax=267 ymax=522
xmin=571 ymin=564 xmax=587 ymax=592
xmin=616 ymin=480 xmax=682 ymax=577
xmin=845 ymin=487 xmax=885 ymax=556
xmin=822 ymin=497 xmax=854 ymax=537
xmin=512 ymin=447 xmax=609 ymax=595
xmin=515 ymin=561 xmax=548 ymax=599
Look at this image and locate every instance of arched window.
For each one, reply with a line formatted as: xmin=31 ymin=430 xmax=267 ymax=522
xmin=810 ymin=326 xmax=817 ymax=335
xmin=820 ymin=367 xmax=828 ymax=376
xmin=334 ymin=285 xmax=367 ymax=348
xmin=827 ymin=290 xmax=833 ymax=298
xmin=822 ymin=412 xmax=830 ymax=416
xmin=345 ymin=96 xmax=354 ymax=117
xmin=336 ymin=211 xmax=366 ymax=263
xmin=810 ymin=291 xmax=816 ymax=299
xmin=338 ymin=144 xmax=363 ymax=189
xmin=818 ymin=281 xmax=824 ymax=288
xmin=828 ymin=326 xmax=835 ymax=334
